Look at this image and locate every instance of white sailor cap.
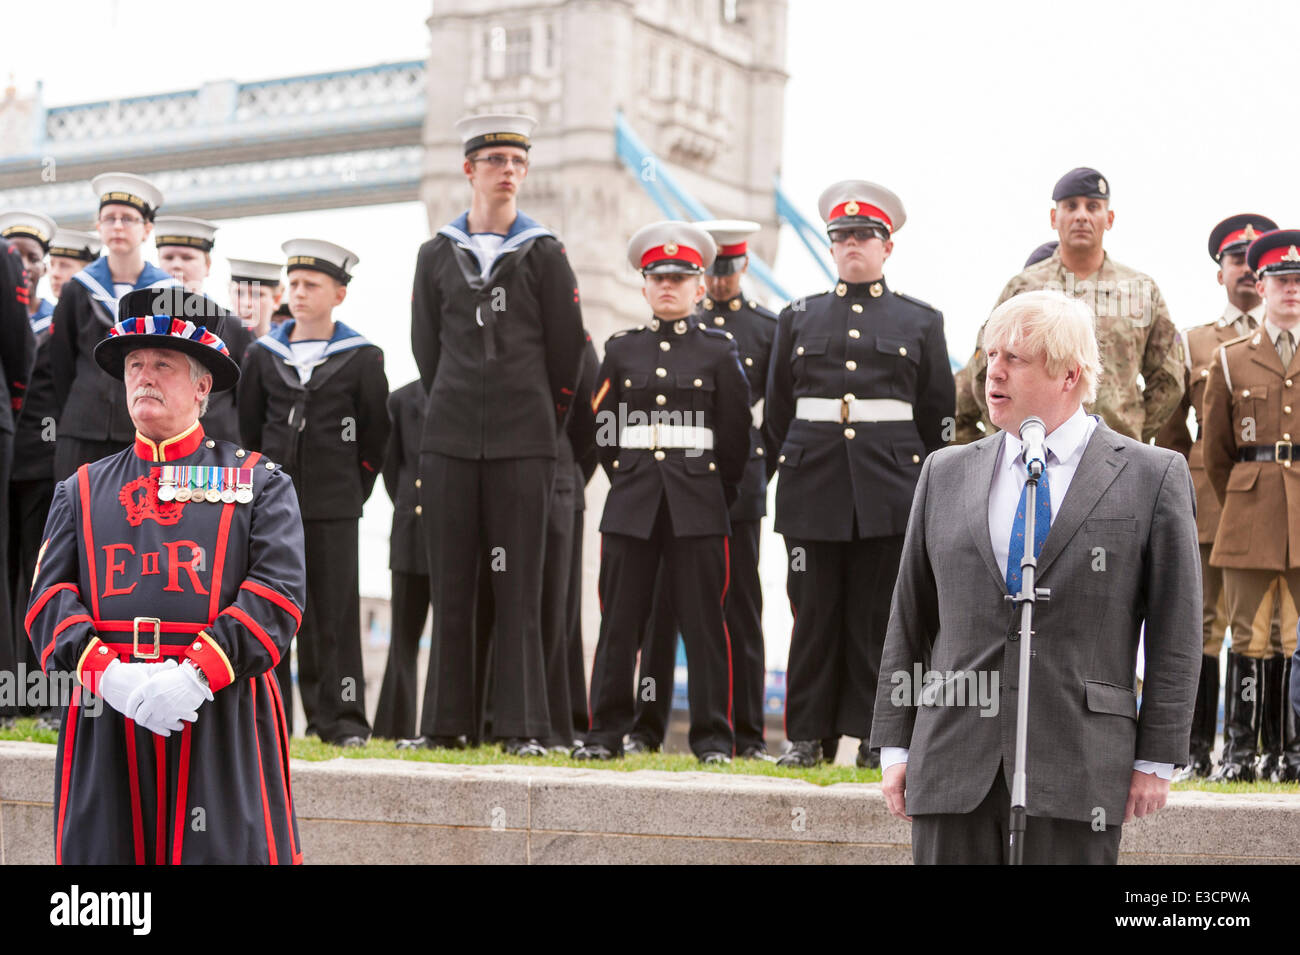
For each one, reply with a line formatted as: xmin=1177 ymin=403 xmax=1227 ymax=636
xmin=91 ymin=172 xmax=163 ymax=220
xmin=227 ymin=258 xmax=284 ymax=286
xmin=281 ymin=238 xmax=359 ymax=285
xmin=0 ymin=210 xmax=57 ymax=251
xmin=49 ymin=228 xmax=101 ymax=261
xmin=627 ymin=221 xmax=716 ymax=275
xmin=695 ymin=219 xmax=760 ymax=275
xmin=455 ymin=113 xmax=537 ymax=155
xmin=154 ymin=216 xmax=219 ymax=252
xmin=817 ymin=180 xmax=906 ymax=236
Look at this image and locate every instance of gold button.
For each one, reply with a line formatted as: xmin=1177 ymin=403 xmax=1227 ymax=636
xmin=1287 ymin=406 xmax=1293 ymax=415
xmin=206 ymin=440 xmax=215 ymax=448
xmin=98 ymin=646 xmax=108 ymax=654
xmin=613 ymin=459 xmax=620 ymax=469
xmin=796 ymin=346 xmax=805 ymax=356
xmin=415 ymin=478 xmax=422 ymax=489
xmin=624 ymin=378 xmax=632 ymax=387
xmin=660 ymin=341 xmax=671 ymax=351
xmin=835 ymin=282 xmax=847 ymax=297
xmin=912 ymin=454 xmax=921 ymax=464
xmin=844 ymin=393 xmax=855 ymax=401
xmin=193 ymin=642 xmax=203 ymax=651
xmin=851 ymin=304 xmax=863 ymax=313
xmin=755 ymin=446 xmax=764 ymax=456
xmin=778 ymin=454 xmax=786 ymax=463
xmin=235 ymin=449 xmax=246 ymax=458
xmin=1287 ymin=433 xmax=1293 ymax=441
xmin=708 ymin=462 xmax=716 ymax=471
xmin=656 ymin=394 xmax=667 ymax=405
xmin=265 ymin=462 xmax=275 ymax=470
xmin=656 ymin=368 xmax=667 ymax=378
xmin=1288 ymin=379 xmax=1295 ymax=387
xmin=1243 ymin=390 xmax=1251 ymax=397
xmin=1200 ymin=368 xmax=1210 ymax=377
xmin=415 ymin=505 xmax=423 ymax=516
xmin=846 ymin=360 xmax=857 ymax=370
xmin=844 ymin=428 xmax=856 ymax=439
xmin=898 ymin=346 xmax=908 ymax=357
xmin=849 ymin=329 xmax=861 ymax=339
xmin=714 ymin=316 xmax=725 ymax=326
xmin=745 ymin=357 xmax=753 ymax=367
xmin=654 ymin=450 xmax=666 ymax=461
xmin=694 ymin=378 xmax=702 ymax=387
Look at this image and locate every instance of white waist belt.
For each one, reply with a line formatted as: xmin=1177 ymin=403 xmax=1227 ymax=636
xmin=796 ymin=397 xmax=913 ymax=423
xmin=620 ymin=424 xmax=715 ymax=450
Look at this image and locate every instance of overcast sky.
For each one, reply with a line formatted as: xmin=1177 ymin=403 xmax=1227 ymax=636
xmin=5 ymin=0 xmax=1292 ymax=657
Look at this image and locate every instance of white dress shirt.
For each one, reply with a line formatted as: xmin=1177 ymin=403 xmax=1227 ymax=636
xmin=881 ymin=405 xmax=1173 ymax=780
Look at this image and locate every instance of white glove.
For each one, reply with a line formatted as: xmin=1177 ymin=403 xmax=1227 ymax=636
xmin=97 ymin=659 xmax=179 ymax=719
xmin=128 ymin=662 xmax=215 ymax=737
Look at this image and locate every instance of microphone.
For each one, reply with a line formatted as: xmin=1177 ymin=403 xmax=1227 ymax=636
xmin=1019 ymin=417 xmax=1047 ymax=476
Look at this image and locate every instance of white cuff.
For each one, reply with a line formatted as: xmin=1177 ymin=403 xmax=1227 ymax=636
xmin=1133 ymin=760 xmax=1174 ymax=779
xmin=880 ymin=746 xmax=909 ymax=771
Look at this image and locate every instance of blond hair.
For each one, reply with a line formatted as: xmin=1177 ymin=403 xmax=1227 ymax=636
xmin=982 ymin=290 xmax=1102 ymax=404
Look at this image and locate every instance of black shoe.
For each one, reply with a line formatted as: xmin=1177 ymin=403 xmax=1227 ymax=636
xmin=572 ymin=744 xmax=617 ymax=760
xmin=1260 ymin=654 xmax=1285 ymax=781
xmin=396 ymin=734 xmax=469 ymax=751
xmin=502 ymin=737 xmax=547 ymax=757
xmin=1212 ymin=653 xmax=1261 ymax=782
xmin=336 ymin=735 xmax=368 ymax=748
xmin=1179 ymin=654 xmax=1220 ymax=780
xmin=699 ymin=751 xmax=731 ymax=765
xmin=623 ymin=736 xmax=660 ymax=755
xmin=1280 ymin=656 xmax=1300 ymax=783
xmin=855 ymin=742 xmax=881 ymax=769
xmin=738 ymin=745 xmax=774 ymax=761
xmin=821 ymin=736 xmax=839 ymax=763
xmin=1173 ymin=752 xmax=1214 ymax=782
xmin=776 ymin=740 xmax=822 ymax=768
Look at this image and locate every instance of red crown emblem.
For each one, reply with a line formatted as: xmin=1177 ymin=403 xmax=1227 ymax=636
xmin=119 ymin=473 xmax=187 ymax=527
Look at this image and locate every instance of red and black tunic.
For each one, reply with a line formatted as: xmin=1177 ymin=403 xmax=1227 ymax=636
xmin=26 ymin=423 xmax=306 ymax=864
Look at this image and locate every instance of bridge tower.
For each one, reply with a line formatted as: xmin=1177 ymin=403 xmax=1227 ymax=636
xmin=421 ymin=0 xmax=789 ymax=344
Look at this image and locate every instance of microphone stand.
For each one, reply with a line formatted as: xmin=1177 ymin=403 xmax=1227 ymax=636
xmin=1006 ymin=456 xmax=1049 ymax=865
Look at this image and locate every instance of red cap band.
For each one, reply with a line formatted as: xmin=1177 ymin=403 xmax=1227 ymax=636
xmin=1219 ymin=224 xmax=1264 ymax=255
xmin=829 ymin=201 xmax=891 ymax=230
xmin=718 ymin=241 xmax=748 ymax=256
xmin=1257 ymin=243 xmax=1300 ymax=269
xmin=640 ymin=243 xmax=704 ymax=269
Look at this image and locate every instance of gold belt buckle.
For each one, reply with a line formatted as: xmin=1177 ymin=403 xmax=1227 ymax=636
xmin=840 ymin=399 xmax=852 ymax=424
xmin=133 ymin=616 xmax=162 ymax=660
xmin=650 ymin=422 xmax=660 ymax=450
xmin=1277 ymin=440 xmax=1293 ymax=466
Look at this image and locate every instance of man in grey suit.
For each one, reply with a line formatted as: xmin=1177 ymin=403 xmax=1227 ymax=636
xmin=871 ymin=289 xmax=1201 ymax=864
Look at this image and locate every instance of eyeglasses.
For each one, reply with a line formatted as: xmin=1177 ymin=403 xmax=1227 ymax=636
xmin=99 ymin=214 xmax=145 ymax=227
xmin=471 ymin=154 xmax=529 ymax=171
xmin=830 ymin=228 xmax=886 ymax=244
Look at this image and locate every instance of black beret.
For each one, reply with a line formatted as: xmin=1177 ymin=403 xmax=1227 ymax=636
xmin=1052 ymin=167 xmax=1109 ymax=202
xmin=1024 ymin=241 xmax=1059 ymax=268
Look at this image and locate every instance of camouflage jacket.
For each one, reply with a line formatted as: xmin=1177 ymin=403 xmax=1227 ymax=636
xmin=953 ymin=249 xmax=1184 ymax=444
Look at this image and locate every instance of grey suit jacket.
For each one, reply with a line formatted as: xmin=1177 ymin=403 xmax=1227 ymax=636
xmin=869 ymin=419 xmax=1201 ymax=824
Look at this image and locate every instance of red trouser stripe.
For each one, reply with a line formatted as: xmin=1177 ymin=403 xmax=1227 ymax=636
xmin=264 ymin=671 xmax=301 ymax=863
xmin=154 ymin=734 xmax=166 ymax=865
xmin=250 ymin=676 xmax=278 ymax=864
xmin=125 ymin=720 xmax=145 ymax=864
xmin=55 ymin=686 xmax=80 ymax=865
xmin=171 ymin=724 xmax=192 ymax=865
xmin=721 ymin=537 xmax=734 ymax=749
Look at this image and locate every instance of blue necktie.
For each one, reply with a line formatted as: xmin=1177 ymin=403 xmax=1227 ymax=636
xmin=1006 ymin=460 xmax=1051 ymax=595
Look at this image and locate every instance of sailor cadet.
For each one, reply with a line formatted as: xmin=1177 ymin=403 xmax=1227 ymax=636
xmin=153 ymin=215 xmax=219 ymax=295
xmin=574 ymin=221 xmax=750 ymax=764
xmin=26 ymin=288 xmax=306 ymax=863
xmin=46 ymin=228 xmax=101 ymax=300
xmin=227 ymin=258 xmax=285 ymax=339
xmin=238 ymin=238 xmax=389 ymax=746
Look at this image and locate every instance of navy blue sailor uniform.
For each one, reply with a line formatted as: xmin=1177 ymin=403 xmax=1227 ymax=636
xmin=411 ymin=210 xmax=585 ymax=742
xmin=766 ymin=277 xmax=954 ymax=748
xmin=585 ymin=316 xmax=751 ymax=757
xmin=26 ymin=422 xmax=306 ymax=864
xmin=49 ymin=258 xmax=178 ymax=481
xmin=372 ymin=379 xmax=430 ymax=740
xmin=238 ymin=319 xmax=389 ymax=743
xmin=632 ymin=294 xmax=777 ymax=752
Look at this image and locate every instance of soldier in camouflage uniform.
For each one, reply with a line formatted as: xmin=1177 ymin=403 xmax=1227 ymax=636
xmin=953 ymin=168 xmax=1183 ymax=445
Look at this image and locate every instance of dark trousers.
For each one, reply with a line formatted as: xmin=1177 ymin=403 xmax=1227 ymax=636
xmin=53 ymin=436 xmax=128 ymax=483
xmin=419 ymin=453 xmax=553 ymax=740
xmin=783 ymin=534 xmax=903 ymax=741
xmin=912 ymin=765 xmax=1123 ymax=864
xmin=9 ymin=477 xmax=53 ymax=715
xmin=373 ymin=570 xmax=431 ymax=740
xmin=567 ymin=507 xmax=589 ymax=735
xmin=297 ymin=517 xmax=369 ymax=742
xmin=540 ymin=489 xmax=576 ymax=748
xmin=588 ymin=502 xmax=733 ymax=757
xmin=633 ymin=519 xmax=766 ymax=751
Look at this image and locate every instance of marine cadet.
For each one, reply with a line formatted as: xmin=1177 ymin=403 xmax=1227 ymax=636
xmin=50 ymin=173 xmax=177 ymax=481
xmin=629 ymin=220 xmax=778 ymax=758
xmin=1202 ymin=228 xmax=1300 ymax=783
xmin=151 ymin=217 xmax=253 ymax=445
xmin=238 ymin=239 xmax=390 ymax=746
xmin=766 ymin=181 xmax=954 ymax=768
xmin=1 ymin=210 xmax=59 ymax=726
xmin=227 ymin=258 xmax=284 ymax=339
xmin=952 ymin=167 xmax=1184 ymax=444
xmin=372 ymin=379 xmax=430 ymax=740
xmin=409 ymin=113 xmax=585 ymax=755
xmin=574 ymin=221 xmax=750 ymax=763
xmin=567 ymin=337 xmax=600 ymax=744
xmin=27 ymin=289 xmax=305 ymax=863
xmin=45 ymin=229 xmax=100 ymax=300
xmin=1157 ymin=214 xmax=1278 ymax=780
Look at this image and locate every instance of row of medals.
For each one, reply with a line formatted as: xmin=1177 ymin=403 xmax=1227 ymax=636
xmin=157 ymin=466 xmax=254 ymax=505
